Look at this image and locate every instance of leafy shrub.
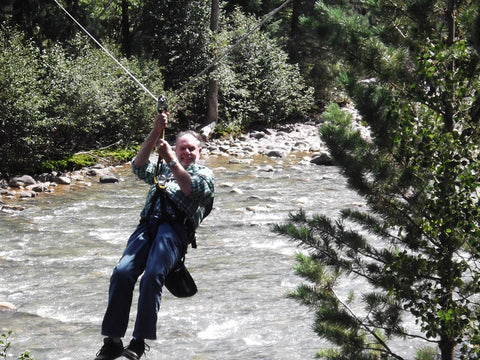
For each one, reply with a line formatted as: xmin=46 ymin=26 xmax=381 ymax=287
xmin=214 ymin=9 xmax=314 ymax=130
xmin=138 ymin=4 xmax=314 ymax=133
xmin=0 ymin=26 xmax=164 ymax=175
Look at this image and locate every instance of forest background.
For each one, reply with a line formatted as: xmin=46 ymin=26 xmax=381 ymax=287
xmin=2 ymin=1 xmax=480 ymax=360
xmin=0 ymin=0 xmax=320 ymax=175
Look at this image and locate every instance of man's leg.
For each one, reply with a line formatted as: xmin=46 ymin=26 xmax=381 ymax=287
xmin=131 ymin=222 xmax=186 ymax=340
xmin=101 ymin=222 xmax=151 ymax=338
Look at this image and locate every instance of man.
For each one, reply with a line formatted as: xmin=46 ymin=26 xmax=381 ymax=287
xmin=94 ymin=112 xmax=215 ymax=360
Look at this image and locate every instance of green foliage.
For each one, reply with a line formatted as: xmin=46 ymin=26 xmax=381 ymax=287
xmin=415 ymin=347 xmax=439 ymax=360
xmin=0 ymin=332 xmax=9 ymax=359
xmin=137 ymin=2 xmax=314 ymax=130
xmin=275 ymin=1 xmax=480 ymax=359
xmin=0 ymin=27 xmax=163 ymax=174
xmin=137 ymin=0 xmax=211 ymax=89
xmin=215 ymin=9 xmax=314 ymax=130
xmin=39 ymin=146 xmax=138 ymax=173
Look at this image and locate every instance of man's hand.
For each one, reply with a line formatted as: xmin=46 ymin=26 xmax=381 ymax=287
xmin=133 ymin=112 xmax=169 ymax=167
xmin=153 ymin=112 xmax=168 ymax=134
xmin=156 ymin=139 xmax=175 ymax=162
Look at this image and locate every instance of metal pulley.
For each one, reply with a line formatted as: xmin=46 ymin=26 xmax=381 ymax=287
xmin=157 ymin=95 xmax=168 ymax=114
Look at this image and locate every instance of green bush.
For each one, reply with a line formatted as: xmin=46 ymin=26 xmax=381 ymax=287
xmin=0 ymin=11 xmax=314 ymax=174
xmin=0 ymin=26 xmax=163 ymax=175
xmin=215 ymin=9 xmax=314 ymax=131
xmin=148 ymin=7 xmax=315 ymax=133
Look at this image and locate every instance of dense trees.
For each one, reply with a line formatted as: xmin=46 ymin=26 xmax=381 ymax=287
xmin=275 ymin=0 xmax=480 ymax=359
xmin=0 ymin=29 xmax=163 ymax=173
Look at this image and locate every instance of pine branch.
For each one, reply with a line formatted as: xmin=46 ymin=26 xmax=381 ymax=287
xmin=328 ymin=286 xmax=405 ymax=360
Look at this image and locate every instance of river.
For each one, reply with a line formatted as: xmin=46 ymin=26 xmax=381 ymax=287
xmin=1 ymin=154 xmax=425 ymax=359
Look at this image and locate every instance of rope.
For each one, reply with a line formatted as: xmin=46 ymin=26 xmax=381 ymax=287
xmin=52 ymin=0 xmax=292 ymax=105
xmin=53 ymin=0 xmax=158 ymax=101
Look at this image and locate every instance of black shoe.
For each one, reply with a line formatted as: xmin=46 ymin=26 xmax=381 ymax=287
xmin=94 ymin=338 xmax=124 ymax=360
xmin=122 ymin=339 xmax=150 ymax=360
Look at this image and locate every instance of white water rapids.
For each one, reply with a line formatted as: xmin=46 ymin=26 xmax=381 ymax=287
xmin=1 ymin=154 xmax=427 ymax=359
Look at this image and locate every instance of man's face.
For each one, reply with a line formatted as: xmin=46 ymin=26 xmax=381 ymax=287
xmin=175 ymin=134 xmax=201 ymax=168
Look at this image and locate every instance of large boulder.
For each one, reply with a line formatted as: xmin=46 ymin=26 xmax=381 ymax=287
xmin=8 ymin=175 xmax=36 ymax=188
xmin=100 ymin=174 xmax=119 ymax=183
xmin=310 ymin=153 xmax=334 ymax=166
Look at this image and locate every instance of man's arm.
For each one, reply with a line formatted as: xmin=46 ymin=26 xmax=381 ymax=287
xmin=156 ymin=140 xmax=192 ymax=196
xmin=133 ymin=113 xmax=168 ymax=167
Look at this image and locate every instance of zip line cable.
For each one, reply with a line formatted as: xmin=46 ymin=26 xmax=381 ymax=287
xmin=52 ymin=0 xmax=292 ymax=105
xmin=53 ymin=0 xmax=158 ymax=101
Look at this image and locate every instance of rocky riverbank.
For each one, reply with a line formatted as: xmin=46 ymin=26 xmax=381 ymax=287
xmin=2 ymin=119 xmax=363 ymax=212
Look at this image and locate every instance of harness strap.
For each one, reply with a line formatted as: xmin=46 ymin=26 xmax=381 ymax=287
xmin=147 ymin=158 xmax=197 ymax=248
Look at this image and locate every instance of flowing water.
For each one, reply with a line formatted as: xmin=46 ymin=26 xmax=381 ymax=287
xmin=1 ymin=154 xmax=424 ymax=359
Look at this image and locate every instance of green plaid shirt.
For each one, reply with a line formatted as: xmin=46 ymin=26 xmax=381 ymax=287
xmin=132 ymin=158 xmax=215 ymax=229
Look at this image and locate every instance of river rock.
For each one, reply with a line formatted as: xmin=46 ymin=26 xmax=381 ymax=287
xmin=1 ymin=204 xmax=25 ymax=211
xmin=251 ymin=131 xmax=266 ymax=139
xmin=8 ymin=175 xmax=36 ymax=188
xmin=70 ymin=174 xmax=85 ymax=182
xmin=200 ymin=121 xmax=217 ymax=139
xmin=0 ymin=302 xmax=17 ymax=311
xmin=219 ymin=182 xmax=234 ymax=188
xmin=246 ymin=205 xmax=269 ymax=212
xmin=1 ymin=188 xmax=15 ymax=196
xmin=86 ymin=168 xmax=100 ymax=176
xmin=27 ymin=183 xmax=50 ymax=192
xmin=266 ymin=150 xmax=285 ymax=158
xmin=99 ymin=174 xmax=119 ymax=183
xmin=37 ymin=173 xmax=56 ymax=183
xmin=258 ymin=165 xmax=275 ymax=172
xmin=56 ymin=176 xmax=72 ymax=185
xmin=229 ymin=158 xmax=252 ymax=164
xmin=20 ymin=190 xmax=37 ymax=198
xmin=310 ymin=153 xmax=334 ymax=166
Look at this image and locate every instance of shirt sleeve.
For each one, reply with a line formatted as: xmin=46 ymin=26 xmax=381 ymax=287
xmin=189 ymin=167 xmax=215 ymax=201
xmin=131 ymin=157 xmax=157 ymax=185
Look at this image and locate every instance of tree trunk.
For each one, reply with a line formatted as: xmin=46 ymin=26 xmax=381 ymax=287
xmin=438 ymin=5 xmax=456 ymax=360
xmin=291 ymin=0 xmax=300 ymax=40
xmin=439 ymin=336 xmax=455 ymax=360
xmin=206 ymin=0 xmax=219 ymax=127
xmin=120 ymin=0 xmax=131 ymax=57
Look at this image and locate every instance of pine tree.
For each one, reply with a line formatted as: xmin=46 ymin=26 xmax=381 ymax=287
xmin=274 ymin=1 xmax=480 ymax=359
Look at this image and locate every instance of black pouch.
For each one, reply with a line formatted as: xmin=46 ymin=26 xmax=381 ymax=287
xmin=164 ymin=258 xmax=197 ymax=298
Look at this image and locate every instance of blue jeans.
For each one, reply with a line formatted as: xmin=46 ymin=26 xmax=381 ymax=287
xmin=101 ymin=215 xmax=187 ymax=340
